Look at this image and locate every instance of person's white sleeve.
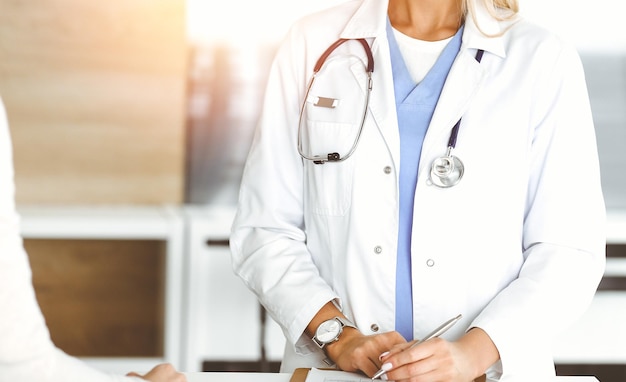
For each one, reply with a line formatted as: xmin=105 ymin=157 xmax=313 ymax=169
xmin=0 ymin=98 xmax=144 ymax=382
xmin=470 ymin=42 xmax=606 ymax=375
xmin=229 ymin=26 xmax=339 ymax=353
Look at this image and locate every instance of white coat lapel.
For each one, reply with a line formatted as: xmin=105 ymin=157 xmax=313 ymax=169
xmin=341 ymin=0 xmax=402 ymax=170
xmin=360 ymin=36 xmax=401 ymax=169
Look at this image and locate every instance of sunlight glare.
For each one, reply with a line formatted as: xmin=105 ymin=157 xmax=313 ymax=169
xmin=187 ymin=0 xmax=624 ymax=52
xmin=187 ymin=0 xmax=342 ymax=45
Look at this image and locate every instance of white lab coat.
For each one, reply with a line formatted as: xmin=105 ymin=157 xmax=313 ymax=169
xmin=230 ymin=0 xmax=606 ymax=380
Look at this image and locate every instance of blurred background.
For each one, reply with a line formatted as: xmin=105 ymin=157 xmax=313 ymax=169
xmin=0 ymin=0 xmax=624 ymax=381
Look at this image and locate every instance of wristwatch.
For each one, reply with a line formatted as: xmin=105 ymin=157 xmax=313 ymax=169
xmin=312 ymin=316 xmax=357 ymax=348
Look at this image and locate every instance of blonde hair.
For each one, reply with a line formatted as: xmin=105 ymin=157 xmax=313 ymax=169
xmin=462 ymin=0 xmax=519 ymax=36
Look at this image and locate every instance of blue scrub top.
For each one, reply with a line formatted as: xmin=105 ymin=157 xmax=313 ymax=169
xmin=389 ymin=20 xmax=464 ymax=341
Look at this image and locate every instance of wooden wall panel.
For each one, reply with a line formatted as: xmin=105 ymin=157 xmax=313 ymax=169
xmin=0 ymin=1 xmax=187 ymax=204
xmin=25 ymin=239 xmax=166 ymax=357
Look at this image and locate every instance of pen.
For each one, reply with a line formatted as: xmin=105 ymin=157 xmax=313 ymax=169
xmin=371 ymin=314 xmax=463 ymax=380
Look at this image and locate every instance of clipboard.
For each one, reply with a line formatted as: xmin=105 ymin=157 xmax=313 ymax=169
xmin=289 ymin=368 xmax=486 ymax=382
xmin=289 ymin=368 xmax=312 ymax=382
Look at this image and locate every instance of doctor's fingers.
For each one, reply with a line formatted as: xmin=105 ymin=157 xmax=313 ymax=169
xmin=378 ymin=337 xmax=416 ymax=362
xmin=381 ymin=338 xmax=468 ymax=382
xmin=128 ymin=363 xmax=187 ymax=382
xmin=381 ymin=357 xmax=452 ymax=382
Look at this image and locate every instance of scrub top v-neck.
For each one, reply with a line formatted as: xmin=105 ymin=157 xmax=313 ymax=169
xmin=389 ymin=20 xmax=464 ymax=341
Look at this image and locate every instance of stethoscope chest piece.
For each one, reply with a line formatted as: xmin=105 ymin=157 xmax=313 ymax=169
xmin=429 ymin=148 xmax=464 ymax=188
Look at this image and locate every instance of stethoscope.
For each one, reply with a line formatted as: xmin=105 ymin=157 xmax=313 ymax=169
xmin=297 ymin=37 xmax=484 ymax=188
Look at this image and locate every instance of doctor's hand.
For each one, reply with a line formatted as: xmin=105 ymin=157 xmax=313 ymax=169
xmin=325 ymin=328 xmax=407 ymax=377
xmin=126 ymin=363 xmax=187 ymax=382
xmin=376 ymin=328 xmax=498 ymax=382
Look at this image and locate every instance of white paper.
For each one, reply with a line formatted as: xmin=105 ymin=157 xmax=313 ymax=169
xmin=303 ymin=368 xmax=599 ymax=382
xmin=304 ymin=368 xmax=372 ymax=382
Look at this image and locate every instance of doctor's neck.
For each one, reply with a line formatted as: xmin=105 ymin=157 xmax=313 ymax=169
xmin=387 ymin=0 xmax=464 ymax=41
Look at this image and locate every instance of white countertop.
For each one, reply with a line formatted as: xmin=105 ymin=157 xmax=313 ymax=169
xmin=17 ymin=205 xmax=626 ymax=243
xmin=185 ymin=373 xmax=291 ymax=382
xmin=183 ymin=372 xmax=600 ymax=382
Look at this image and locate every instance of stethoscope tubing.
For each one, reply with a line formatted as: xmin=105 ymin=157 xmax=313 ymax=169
xmin=297 ymin=38 xmax=374 ymax=164
xmin=297 ymin=35 xmax=484 ymax=188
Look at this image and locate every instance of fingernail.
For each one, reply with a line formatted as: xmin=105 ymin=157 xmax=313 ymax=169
xmin=378 ymin=351 xmax=390 ymax=361
xmin=381 ymin=374 xmax=388 ymax=381
xmin=381 ymin=363 xmax=393 ymax=371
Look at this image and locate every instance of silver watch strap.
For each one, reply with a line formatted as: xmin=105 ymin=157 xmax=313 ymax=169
xmin=335 ymin=316 xmax=357 ymax=330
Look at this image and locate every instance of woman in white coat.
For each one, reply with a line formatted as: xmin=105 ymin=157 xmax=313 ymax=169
xmin=0 ymin=99 xmax=186 ymax=381
xmin=230 ymin=0 xmax=606 ymax=380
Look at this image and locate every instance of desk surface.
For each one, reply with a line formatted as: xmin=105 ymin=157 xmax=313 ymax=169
xmin=184 ymin=372 xmax=599 ymax=382
xmin=186 ymin=373 xmax=290 ymax=382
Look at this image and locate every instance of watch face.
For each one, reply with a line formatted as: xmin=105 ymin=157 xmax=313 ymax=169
xmin=316 ymin=319 xmax=342 ymax=343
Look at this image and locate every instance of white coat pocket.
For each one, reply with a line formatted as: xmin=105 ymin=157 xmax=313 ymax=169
xmin=302 ymin=120 xmax=357 ymax=216
xmin=299 ymin=52 xmax=368 ymax=216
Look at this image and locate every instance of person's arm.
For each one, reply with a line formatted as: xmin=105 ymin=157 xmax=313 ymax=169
xmin=229 ymin=24 xmax=339 ymax=353
xmin=302 ymin=301 xmax=406 ymax=377
xmin=470 ymin=41 xmax=605 ymax=377
xmin=230 ymin=23 xmax=407 ymax=368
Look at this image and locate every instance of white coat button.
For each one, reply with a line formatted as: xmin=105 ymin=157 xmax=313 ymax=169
xmin=383 ymin=166 xmax=392 ymax=174
xmin=374 ymin=246 xmax=383 ymax=254
xmin=370 ymin=323 xmax=380 ymax=332
xmin=426 ymin=259 xmax=435 ymax=267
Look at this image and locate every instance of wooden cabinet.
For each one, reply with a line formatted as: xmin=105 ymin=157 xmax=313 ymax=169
xmin=19 ymin=205 xmax=185 ymax=374
xmin=19 ymin=205 xmax=287 ymax=374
